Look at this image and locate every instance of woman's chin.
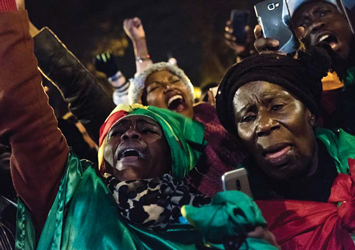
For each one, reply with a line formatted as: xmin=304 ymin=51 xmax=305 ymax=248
xmin=113 ymin=167 xmax=145 ymax=181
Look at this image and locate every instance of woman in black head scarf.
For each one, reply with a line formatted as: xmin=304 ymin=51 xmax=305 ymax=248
xmin=216 ymin=44 xmax=355 ymax=249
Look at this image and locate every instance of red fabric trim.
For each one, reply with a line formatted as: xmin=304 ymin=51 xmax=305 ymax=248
xmin=0 ymin=0 xmax=17 ymax=12
xmin=99 ymin=110 xmax=127 ymax=146
xmin=256 ymin=158 xmax=355 ymax=249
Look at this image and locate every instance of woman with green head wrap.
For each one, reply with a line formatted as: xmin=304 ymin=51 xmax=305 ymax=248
xmin=0 ymin=8 xmax=278 ymax=249
xmin=12 ymin=105 xmax=278 ymax=249
xmin=14 ymin=103 xmax=214 ymax=249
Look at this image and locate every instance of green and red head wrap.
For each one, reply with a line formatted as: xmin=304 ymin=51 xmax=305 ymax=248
xmin=98 ymin=104 xmax=207 ymax=180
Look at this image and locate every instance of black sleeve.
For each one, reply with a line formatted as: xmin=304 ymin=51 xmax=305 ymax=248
xmin=33 ymin=27 xmax=116 ymax=144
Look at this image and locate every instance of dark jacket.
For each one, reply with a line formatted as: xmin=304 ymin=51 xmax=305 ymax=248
xmin=33 ymin=28 xmax=116 ymax=144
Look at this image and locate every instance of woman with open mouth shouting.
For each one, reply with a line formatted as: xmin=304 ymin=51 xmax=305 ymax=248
xmin=0 ymin=6 xmax=280 ymax=248
xmin=254 ymin=0 xmax=355 ymax=135
xmin=120 ymin=17 xmax=246 ymax=197
xmin=128 ymin=61 xmax=246 ymax=197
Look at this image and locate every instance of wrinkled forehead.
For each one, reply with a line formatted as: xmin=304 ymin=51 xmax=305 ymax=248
xmin=233 ymin=81 xmax=293 ymax=112
xmin=110 ymin=114 xmax=161 ymax=131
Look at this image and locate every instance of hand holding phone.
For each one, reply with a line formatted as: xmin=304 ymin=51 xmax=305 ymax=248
xmin=221 ymin=168 xmax=252 ymax=197
xmin=254 ymin=0 xmax=299 ymax=54
xmin=230 ymin=9 xmax=250 ymax=45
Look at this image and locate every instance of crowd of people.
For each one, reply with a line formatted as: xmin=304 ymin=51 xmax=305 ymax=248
xmin=0 ymin=0 xmax=355 ymax=249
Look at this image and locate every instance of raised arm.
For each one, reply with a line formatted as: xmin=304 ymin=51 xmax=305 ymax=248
xmin=0 ymin=5 xmax=68 ymax=230
xmin=32 ymin=28 xmax=116 ymax=144
xmin=123 ymin=17 xmax=153 ymax=74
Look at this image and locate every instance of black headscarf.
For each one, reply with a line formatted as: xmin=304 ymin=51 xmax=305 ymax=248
xmin=216 ymin=43 xmax=342 ymax=136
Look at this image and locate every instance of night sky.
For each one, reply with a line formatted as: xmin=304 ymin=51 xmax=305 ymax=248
xmin=27 ymin=0 xmax=257 ymax=87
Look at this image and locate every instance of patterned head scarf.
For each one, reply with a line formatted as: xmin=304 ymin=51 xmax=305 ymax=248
xmin=98 ymin=104 xmax=207 ymax=180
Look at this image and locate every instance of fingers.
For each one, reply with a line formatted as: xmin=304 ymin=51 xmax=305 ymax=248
xmin=123 ymin=18 xmax=135 ymax=39
xmin=132 ymin=17 xmax=142 ymax=28
xmin=224 ymin=20 xmax=236 ymax=44
xmin=124 ymin=17 xmax=142 ymax=29
xmin=254 ymin=37 xmax=279 ymax=52
xmin=248 ymin=227 xmax=280 ymax=249
xmin=123 ymin=19 xmax=131 ymax=33
xmin=245 ymin=25 xmax=253 ymax=44
xmin=123 ymin=17 xmax=145 ymax=41
xmin=224 ymin=31 xmax=236 ymax=42
xmin=224 ymin=20 xmax=250 ymax=54
xmin=254 ymin=24 xmax=262 ymax=40
xmin=295 ymin=26 xmax=306 ymax=40
xmin=245 ymin=25 xmax=250 ymax=33
xmin=96 ymin=53 xmax=112 ymax=63
xmin=253 ymin=25 xmax=280 ymax=53
xmin=225 ymin=20 xmax=233 ymax=34
xmin=224 ymin=34 xmax=246 ymax=54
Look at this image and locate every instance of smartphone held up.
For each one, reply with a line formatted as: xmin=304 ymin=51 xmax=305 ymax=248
xmin=254 ymin=0 xmax=299 ymax=54
xmin=230 ymin=9 xmax=250 ymax=45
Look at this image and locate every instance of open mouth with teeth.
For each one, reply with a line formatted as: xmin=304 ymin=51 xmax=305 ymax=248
xmin=318 ymin=34 xmax=338 ymax=49
xmin=166 ymin=94 xmax=187 ymax=112
xmin=119 ymin=149 xmax=146 ymax=160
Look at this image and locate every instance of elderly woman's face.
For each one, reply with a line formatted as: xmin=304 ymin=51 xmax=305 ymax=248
xmin=144 ymin=70 xmax=194 ymax=119
xmin=104 ymin=115 xmax=171 ymax=181
xmin=233 ymin=81 xmax=317 ymax=181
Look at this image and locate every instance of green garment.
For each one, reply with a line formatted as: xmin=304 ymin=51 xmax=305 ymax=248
xmin=316 ymin=127 xmax=355 ymax=244
xmin=181 ymin=127 xmax=355 ymax=249
xmin=344 ymin=66 xmax=355 ymax=87
xmin=15 ymin=152 xmax=203 ymax=250
xmin=315 ymin=127 xmax=355 ymax=174
xmin=182 ymin=192 xmax=277 ymax=250
xmin=98 ymin=104 xmax=207 ymax=180
xmin=129 ymin=105 xmax=207 ymax=180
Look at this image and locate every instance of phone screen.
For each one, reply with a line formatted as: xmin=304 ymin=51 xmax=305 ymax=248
xmin=254 ymin=0 xmax=299 ymax=54
xmin=230 ymin=10 xmax=250 ymax=44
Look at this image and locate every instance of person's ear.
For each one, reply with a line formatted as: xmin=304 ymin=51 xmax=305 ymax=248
xmin=306 ymin=109 xmax=316 ymax=127
xmin=310 ymin=114 xmax=316 ymax=127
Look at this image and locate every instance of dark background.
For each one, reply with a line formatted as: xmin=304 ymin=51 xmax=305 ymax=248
xmin=27 ymin=0 xmax=258 ymax=88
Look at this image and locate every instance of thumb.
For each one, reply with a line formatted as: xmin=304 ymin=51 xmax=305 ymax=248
xmin=254 ymin=24 xmax=263 ymax=39
xmin=295 ymin=26 xmax=305 ymax=40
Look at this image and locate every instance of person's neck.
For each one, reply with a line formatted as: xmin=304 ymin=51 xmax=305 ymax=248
xmin=306 ymin=143 xmax=319 ymax=177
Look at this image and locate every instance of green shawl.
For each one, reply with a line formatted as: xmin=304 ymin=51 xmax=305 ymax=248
xmin=15 ymin=153 xmax=203 ymax=250
xmin=315 ymin=127 xmax=355 ymax=174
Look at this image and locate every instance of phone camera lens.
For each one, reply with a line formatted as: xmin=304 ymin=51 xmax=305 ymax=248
xmin=236 ymin=180 xmax=241 ymax=191
xmin=268 ymin=3 xmax=275 ymax=10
